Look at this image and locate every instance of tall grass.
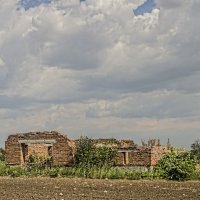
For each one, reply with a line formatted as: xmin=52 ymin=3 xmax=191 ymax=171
xmin=0 ymin=161 xmax=7 ymax=176
xmin=0 ymin=161 xmax=24 ymax=177
xmin=1 ymin=161 xmax=200 ymax=180
xmin=44 ymin=167 xmax=162 ymax=180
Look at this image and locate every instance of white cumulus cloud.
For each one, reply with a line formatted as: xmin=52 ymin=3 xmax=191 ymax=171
xmin=0 ymin=0 xmax=200 ymax=148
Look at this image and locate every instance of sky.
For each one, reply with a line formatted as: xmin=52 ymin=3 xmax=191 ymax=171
xmin=134 ymin=0 xmax=155 ymax=16
xmin=0 ymin=0 xmax=200 ymax=149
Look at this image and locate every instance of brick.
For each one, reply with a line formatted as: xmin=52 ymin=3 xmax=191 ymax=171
xmin=5 ymin=131 xmax=75 ymax=167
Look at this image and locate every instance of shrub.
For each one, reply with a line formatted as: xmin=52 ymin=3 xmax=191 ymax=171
xmin=0 ymin=161 xmax=7 ymax=176
xmin=75 ymin=137 xmax=96 ymax=168
xmin=48 ymin=168 xmax=59 ymax=178
xmin=191 ymin=139 xmax=200 ymax=163
xmin=7 ymin=166 xmax=24 ymax=177
xmin=190 ymin=171 xmax=200 ymax=180
xmin=125 ymin=170 xmax=142 ymax=180
xmin=106 ymin=168 xmax=126 ymax=179
xmin=58 ymin=167 xmax=71 ymax=177
xmin=75 ymin=137 xmax=117 ymax=169
xmin=0 ymin=148 xmax=5 ymax=161
xmin=155 ymin=151 xmax=197 ymax=181
xmin=26 ymin=155 xmax=52 ymax=172
xmin=95 ymin=146 xmax=117 ymax=168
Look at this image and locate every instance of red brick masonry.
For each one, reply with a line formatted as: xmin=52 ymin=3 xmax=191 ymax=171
xmin=5 ymin=131 xmax=170 ymax=167
xmin=5 ymin=131 xmax=75 ymax=166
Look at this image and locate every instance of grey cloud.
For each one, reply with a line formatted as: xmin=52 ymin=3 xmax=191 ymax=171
xmin=155 ymin=0 xmax=185 ymax=10
xmin=42 ymin=29 xmax=108 ymax=70
xmin=0 ymin=95 xmax=38 ymax=109
xmin=0 ymin=0 xmax=200 ymax=148
xmin=81 ymin=61 xmax=200 ymax=95
xmin=86 ymin=91 xmax=200 ymax=119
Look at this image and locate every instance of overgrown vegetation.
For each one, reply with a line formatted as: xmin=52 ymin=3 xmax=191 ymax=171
xmin=75 ymin=136 xmax=117 ymax=169
xmin=0 ymin=138 xmax=200 ymax=181
xmin=26 ymin=155 xmax=52 ymax=171
xmin=0 ymin=161 xmax=161 ymax=180
xmin=74 ymin=136 xmax=117 ymax=177
xmin=155 ymin=151 xmax=197 ymax=181
xmin=191 ymin=139 xmax=200 ymax=163
xmin=0 ymin=148 xmax=5 ymax=161
xmin=1 ymin=161 xmax=199 ymax=180
xmin=0 ymin=161 xmax=24 ymax=177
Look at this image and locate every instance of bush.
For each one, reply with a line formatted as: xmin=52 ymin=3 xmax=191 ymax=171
xmin=26 ymin=155 xmax=52 ymax=172
xmin=75 ymin=137 xmax=117 ymax=169
xmin=191 ymin=139 xmax=200 ymax=163
xmin=106 ymin=168 xmax=126 ymax=179
xmin=190 ymin=171 xmax=200 ymax=180
xmin=126 ymin=170 xmax=142 ymax=180
xmin=75 ymin=137 xmax=96 ymax=168
xmin=0 ymin=148 xmax=5 ymax=161
xmin=7 ymin=166 xmax=24 ymax=177
xmin=0 ymin=161 xmax=7 ymax=176
xmin=0 ymin=162 xmax=25 ymax=177
xmin=48 ymin=168 xmax=59 ymax=178
xmin=95 ymin=146 xmax=117 ymax=168
xmin=155 ymin=151 xmax=197 ymax=181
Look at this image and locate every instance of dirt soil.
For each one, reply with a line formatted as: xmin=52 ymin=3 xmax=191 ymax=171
xmin=0 ymin=177 xmax=199 ymax=200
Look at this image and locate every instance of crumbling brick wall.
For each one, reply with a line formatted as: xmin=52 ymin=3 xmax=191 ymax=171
xmin=116 ymin=148 xmax=151 ymax=166
xmin=115 ymin=152 xmax=126 ymax=165
xmin=5 ymin=137 xmax=22 ymax=165
xmin=128 ymin=148 xmax=151 ymax=166
xmin=116 ymin=146 xmax=170 ymax=167
xmin=196 ymin=164 xmax=200 ymax=171
xmin=150 ymin=146 xmax=170 ymax=166
xmin=5 ymin=131 xmax=75 ymax=166
xmin=5 ymin=132 xmax=170 ymax=168
xmin=27 ymin=143 xmax=49 ymax=158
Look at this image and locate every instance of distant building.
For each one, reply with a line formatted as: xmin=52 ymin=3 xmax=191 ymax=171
xmin=5 ymin=131 xmax=170 ymax=168
xmin=116 ymin=146 xmax=170 ymax=167
xmin=92 ymin=138 xmax=171 ymax=167
xmin=5 ymin=131 xmax=75 ymax=166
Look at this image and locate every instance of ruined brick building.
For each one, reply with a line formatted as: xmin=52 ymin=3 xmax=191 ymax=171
xmin=5 ymin=131 xmax=170 ymax=168
xmin=5 ymin=131 xmax=75 ymax=166
xmin=93 ymin=138 xmax=170 ymax=167
xmin=116 ymin=146 xmax=170 ymax=167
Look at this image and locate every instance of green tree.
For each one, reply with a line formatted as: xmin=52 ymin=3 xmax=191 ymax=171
xmin=156 ymin=151 xmax=197 ymax=181
xmin=0 ymin=148 xmax=5 ymax=161
xmin=95 ymin=146 xmax=117 ymax=168
xmin=75 ymin=136 xmax=96 ymax=168
xmin=191 ymin=139 xmax=200 ymax=163
xmin=75 ymin=137 xmax=117 ymax=169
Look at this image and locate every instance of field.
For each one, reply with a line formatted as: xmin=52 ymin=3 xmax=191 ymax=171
xmin=0 ymin=177 xmax=199 ymax=200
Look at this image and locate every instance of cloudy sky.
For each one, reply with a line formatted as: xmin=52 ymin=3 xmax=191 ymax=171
xmin=0 ymin=0 xmax=200 ymax=148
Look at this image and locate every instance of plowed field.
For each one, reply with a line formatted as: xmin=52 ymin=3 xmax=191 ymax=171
xmin=0 ymin=177 xmax=199 ymax=200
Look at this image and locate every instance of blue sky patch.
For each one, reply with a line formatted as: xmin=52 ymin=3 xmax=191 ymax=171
xmin=20 ymin=0 xmax=52 ymax=10
xmin=134 ymin=0 xmax=156 ymax=16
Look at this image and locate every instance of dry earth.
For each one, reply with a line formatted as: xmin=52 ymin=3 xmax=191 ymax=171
xmin=0 ymin=177 xmax=199 ymax=200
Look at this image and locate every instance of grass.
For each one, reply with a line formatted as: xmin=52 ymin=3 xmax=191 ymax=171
xmin=1 ymin=161 xmax=200 ymax=180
